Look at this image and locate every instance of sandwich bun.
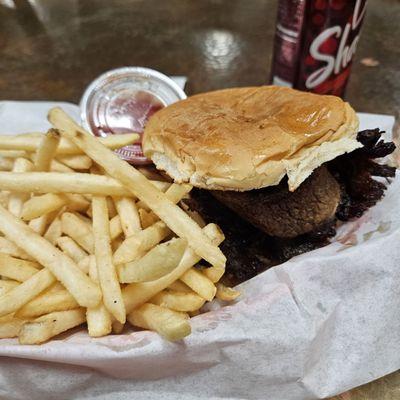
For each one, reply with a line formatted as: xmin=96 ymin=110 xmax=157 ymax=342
xmin=143 ymin=86 xmax=360 ymax=191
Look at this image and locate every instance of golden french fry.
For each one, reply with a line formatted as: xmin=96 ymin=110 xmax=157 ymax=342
xmin=49 ymin=108 xmax=225 ymax=269
xmin=77 ymin=256 xmax=90 ymax=274
xmin=16 ymin=286 xmax=79 ymax=318
xmin=50 ymin=159 xmax=74 ymax=173
xmin=0 ymin=157 xmax=14 ymax=171
xmin=109 ymin=215 xmax=122 ymax=240
xmin=150 ymin=290 xmax=205 ymax=312
xmin=0 ymin=150 xmax=27 ymax=158
xmin=122 ymin=223 xmax=224 ymax=313
xmin=168 ymin=280 xmax=192 ymax=293
xmin=0 ymin=191 xmax=9 ymax=208
xmin=150 ymin=181 xmax=171 ymax=192
xmin=19 ymin=309 xmax=86 ymax=344
xmin=86 ymin=255 xmax=112 ymax=337
xmin=180 ymin=268 xmax=216 ymax=302
xmin=92 ymin=196 xmax=125 ymax=323
xmin=138 ymin=208 xmax=159 ymax=229
xmin=113 ymin=197 xmax=141 ymax=237
xmin=0 ymin=172 xmax=140 ymax=196
xmin=8 ymin=157 xmax=34 ymax=217
xmin=56 ymin=236 xmax=88 ymax=264
xmin=0 ymin=237 xmax=34 ymax=260
xmin=61 ymin=212 xmax=94 ymax=253
xmin=111 ymin=320 xmax=124 ymax=334
xmin=34 ymin=129 xmax=60 ymax=172
xmin=127 ymin=303 xmax=191 ymax=341
xmin=29 ymin=215 xmax=49 ymax=235
xmin=0 ymin=279 xmax=19 ymax=295
xmin=113 ymin=220 xmax=171 ymax=265
xmin=0 ymin=133 xmax=139 ymax=155
xmin=136 ymin=183 xmax=192 ymax=211
xmin=64 ymin=194 xmax=90 ymax=212
xmin=71 ymin=211 xmax=92 ymax=226
xmin=202 ymin=265 xmax=225 ymax=283
xmin=0 ymin=317 xmax=24 ymax=339
xmin=119 ymin=238 xmax=187 ymax=283
xmin=21 ymin=193 xmax=67 ymax=221
xmin=0 ymin=205 xmax=101 ymax=308
xmin=56 ymin=154 xmax=93 ymax=170
xmin=106 ymin=197 xmax=117 ymax=218
xmin=0 ymin=268 xmax=55 ymax=316
xmin=111 ymin=237 xmax=123 ymax=253
xmin=0 ymin=253 xmax=40 ymax=282
xmin=43 ymin=212 xmax=63 ymax=244
xmin=215 ymin=283 xmax=240 ymax=301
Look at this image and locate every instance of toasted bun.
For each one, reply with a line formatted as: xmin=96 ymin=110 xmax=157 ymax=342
xmin=143 ymin=86 xmax=360 ymax=191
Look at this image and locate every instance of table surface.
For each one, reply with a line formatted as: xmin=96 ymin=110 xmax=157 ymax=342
xmin=0 ymin=1 xmax=399 ymax=399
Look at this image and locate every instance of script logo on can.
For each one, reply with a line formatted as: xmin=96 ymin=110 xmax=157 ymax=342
xmin=270 ymin=0 xmax=368 ymax=98
xmin=305 ymin=0 xmax=367 ymax=90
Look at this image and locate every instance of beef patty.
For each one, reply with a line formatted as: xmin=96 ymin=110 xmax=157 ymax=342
xmin=183 ymin=129 xmax=396 ymax=284
xmin=212 ymin=165 xmax=340 ymax=238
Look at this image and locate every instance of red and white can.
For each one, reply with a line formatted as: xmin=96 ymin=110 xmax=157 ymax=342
xmin=270 ymin=0 xmax=368 ymax=97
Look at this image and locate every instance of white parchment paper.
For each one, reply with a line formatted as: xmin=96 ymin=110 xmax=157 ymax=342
xmin=0 ymin=102 xmax=398 ymax=400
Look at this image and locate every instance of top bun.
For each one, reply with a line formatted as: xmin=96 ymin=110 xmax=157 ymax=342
xmin=143 ymin=86 xmax=360 ymax=191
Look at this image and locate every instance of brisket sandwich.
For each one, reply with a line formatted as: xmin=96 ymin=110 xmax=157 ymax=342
xmin=143 ymin=86 xmax=396 ymax=284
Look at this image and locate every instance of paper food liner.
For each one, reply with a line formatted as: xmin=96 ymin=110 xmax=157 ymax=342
xmin=0 ymin=101 xmax=398 ymax=400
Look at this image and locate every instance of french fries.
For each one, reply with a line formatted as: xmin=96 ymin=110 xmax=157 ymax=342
xmin=0 ymin=133 xmax=139 ymax=155
xmin=127 ymin=303 xmax=191 ymax=341
xmin=8 ymin=157 xmax=34 ymax=217
xmin=57 ymin=154 xmax=92 ymax=170
xmin=215 ymin=283 xmax=241 ymax=301
xmin=0 ymin=268 xmax=56 ymax=316
xmin=113 ymin=220 xmax=171 ymax=265
xmin=180 ymin=268 xmax=217 ymax=302
xmin=0 ymin=318 xmax=25 ymax=339
xmin=0 ymin=107 xmax=238 ymax=344
xmin=0 ymin=237 xmax=34 ymax=260
xmin=0 ymin=280 xmax=20 ymax=295
xmin=49 ymin=107 xmax=226 ymax=269
xmin=151 ymin=290 xmax=205 ymax=312
xmin=16 ymin=286 xmax=79 ymax=318
xmin=109 ymin=215 xmax=123 ymax=240
xmin=122 ymin=223 xmax=224 ymax=313
xmin=56 ymin=236 xmax=88 ymax=264
xmin=44 ymin=212 xmax=63 ymax=244
xmin=119 ymin=238 xmax=187 ymax=283
xmin=61 ymin=212 xmax=94 ymax=253
xmin=0 ymin=253 xmax=40 ymax=282
xmin=34 ymin=129 xmax=60 ymax=172
xmin=113 ymin=197 xmax=141 ymax=237
xmin=21 ymin=193 xmax=67 ymax=221
xmin=19 ymin=309 xmax=86 ymax=344
xmin=0 ymin=172 xmax=140 ymax=196
xmin=92 ymin=197 xmax=125 ymax=323
xmin=86 ymin=256 xmax=112 ymax=337
xmin=0 ymin=157 xmax=14 ymax=171
xmin=0 ymin=205 xmax=101 ymax=308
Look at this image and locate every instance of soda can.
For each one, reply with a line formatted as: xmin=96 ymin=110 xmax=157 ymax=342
xmin=270 ymin=0 xmax=368 ymax=97
xmin=80 ymin=67 xmax=186 ymax=165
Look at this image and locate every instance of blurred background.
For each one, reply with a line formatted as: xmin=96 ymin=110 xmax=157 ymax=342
xmin=0 ymin=0 xmax=399 ymax=117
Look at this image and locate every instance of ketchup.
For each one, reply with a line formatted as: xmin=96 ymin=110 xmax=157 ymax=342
xmin=80 ymin=67 xmax=186 ymax=165
xmin=88 ymin=90 xmax=165 ymax=164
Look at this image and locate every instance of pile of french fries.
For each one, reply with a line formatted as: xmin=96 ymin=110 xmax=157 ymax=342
xmin=0 ymin=108 xmax=239 ymax=344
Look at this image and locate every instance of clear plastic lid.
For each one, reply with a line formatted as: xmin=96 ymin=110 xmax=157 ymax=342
xmin=80 ymin=67 xmax=186 ymax=164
